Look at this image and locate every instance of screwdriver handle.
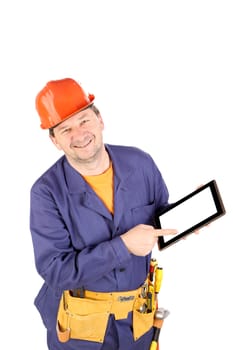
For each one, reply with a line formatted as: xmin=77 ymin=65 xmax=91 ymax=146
xmin=155 ymin=267 xmax=163 ymax=294
xmin=149 ymin=340 xmax=158 ymax=350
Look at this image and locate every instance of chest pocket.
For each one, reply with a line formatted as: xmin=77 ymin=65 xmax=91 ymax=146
xmin=131 ymin=202 xmax=155 ymax=226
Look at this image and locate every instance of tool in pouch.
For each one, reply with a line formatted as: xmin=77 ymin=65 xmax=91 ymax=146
xmin=56 ymin=258 xmax=167 ymax=345
xmin=148 ymin=258 xmax=170 ymax=350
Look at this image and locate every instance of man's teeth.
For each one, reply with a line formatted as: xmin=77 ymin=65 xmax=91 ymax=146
xmin=75 ymin=139 xmax=92 ymax=148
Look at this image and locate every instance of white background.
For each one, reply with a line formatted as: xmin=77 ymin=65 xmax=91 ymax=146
xmin=0 ymin=1 xmax=232 ymax=349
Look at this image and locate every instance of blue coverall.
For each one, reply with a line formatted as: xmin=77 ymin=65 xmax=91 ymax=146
xmin=30 ymin=144 xmax=169 ymax=350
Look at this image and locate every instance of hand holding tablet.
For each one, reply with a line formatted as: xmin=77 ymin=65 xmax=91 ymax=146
xmin=154 ymin=180 xmax=226 ymax=250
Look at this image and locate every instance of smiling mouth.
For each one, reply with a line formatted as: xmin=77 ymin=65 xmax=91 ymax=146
xmin=73 ymin=138 xmax=93 ymax=149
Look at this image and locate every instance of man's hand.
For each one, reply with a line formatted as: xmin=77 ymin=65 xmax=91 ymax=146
xmin=120 ymin=224 xmax=178 ymax=256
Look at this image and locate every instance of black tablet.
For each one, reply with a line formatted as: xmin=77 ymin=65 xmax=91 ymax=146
xmin=155 ymin=179 xmax=226 ymax=250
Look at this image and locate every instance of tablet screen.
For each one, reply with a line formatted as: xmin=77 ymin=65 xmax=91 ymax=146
xmin=155 ymin=180 xmax=226 ymax=250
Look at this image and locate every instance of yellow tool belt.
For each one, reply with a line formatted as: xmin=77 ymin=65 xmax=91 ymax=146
xmin=56 ymin=282 xmax=156 ymax=343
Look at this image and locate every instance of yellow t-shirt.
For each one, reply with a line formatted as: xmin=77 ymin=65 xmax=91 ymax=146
xmin=83 ymin=163 xmax=114 ymax=214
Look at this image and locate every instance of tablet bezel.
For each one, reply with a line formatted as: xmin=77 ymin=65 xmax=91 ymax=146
xmin=155 ymin=179 xmax=226 ymax=250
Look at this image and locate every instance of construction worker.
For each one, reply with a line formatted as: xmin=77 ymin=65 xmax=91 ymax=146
xmin=29 ymin=77 xmax=178 ymax=350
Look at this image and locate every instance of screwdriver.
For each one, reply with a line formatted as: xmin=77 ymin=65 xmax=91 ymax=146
xmin=147 ymin=259 xmax=157 ymax=312
xmin=149 ymin=258 xmax=158 ymax=283
xmin=155 ymin=267 xmax=163 ymax=294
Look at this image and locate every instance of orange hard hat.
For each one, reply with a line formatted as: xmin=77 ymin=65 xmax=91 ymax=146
xmin=35 ymin=78 xmax=95 ymax=129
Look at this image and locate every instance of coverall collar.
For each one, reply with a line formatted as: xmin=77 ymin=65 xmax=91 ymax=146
xmin=63 ymin=144 xmax=134 ymax=194
xmin=62 ymin=144 xmax=134 ymax=223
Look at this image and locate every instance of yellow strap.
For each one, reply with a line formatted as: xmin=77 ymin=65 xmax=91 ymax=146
xmin=84 ymin=285 xmax=142 ymax=301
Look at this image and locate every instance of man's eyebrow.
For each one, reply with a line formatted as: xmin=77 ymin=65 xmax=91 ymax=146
xmin=57 ymin=113 xmax=91 ymax=131
xmin=77 ymin=113 xmax=89 ymax=120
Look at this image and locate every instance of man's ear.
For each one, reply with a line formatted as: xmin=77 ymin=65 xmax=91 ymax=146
xmin=97 ymin=113 xmax=105 ymax=130
xmin=49 ymin=135 xmax=62 ymax=150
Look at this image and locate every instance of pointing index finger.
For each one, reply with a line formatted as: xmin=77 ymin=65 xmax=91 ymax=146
xmin=154 ymin=229 xmax=178 ymax=237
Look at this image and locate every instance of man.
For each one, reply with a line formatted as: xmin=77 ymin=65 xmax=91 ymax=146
xmin=30 ymin=77 xmax=178 ymax=350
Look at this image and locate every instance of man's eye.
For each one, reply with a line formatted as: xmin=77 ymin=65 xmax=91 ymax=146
xmin=61 ymin=128 xmax=71 ymax=134
xmin=80 ymin=119 xmax=89 ymax=126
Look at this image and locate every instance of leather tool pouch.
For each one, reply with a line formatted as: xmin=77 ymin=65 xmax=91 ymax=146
xmin=56 ymin=287 xmax=156 ymax=343
xmin=132 ymin=296 xmax=155 ymax=340
xmin=56 ymin=291 xmax=111 ymax=343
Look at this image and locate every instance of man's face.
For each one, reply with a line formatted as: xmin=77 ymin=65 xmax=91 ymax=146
xmin=50 ymin=107 xmax=105 ymax=166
